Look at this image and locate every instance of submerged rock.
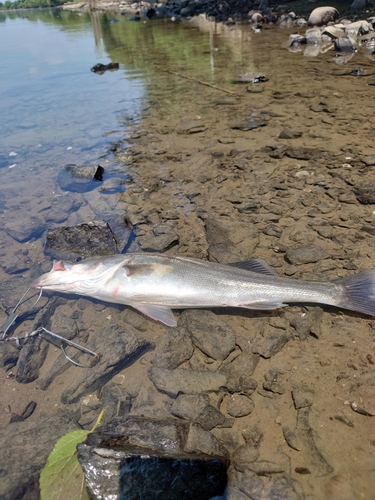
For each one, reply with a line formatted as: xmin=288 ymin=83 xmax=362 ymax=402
xmin=57 ymin=164 xmax=104 ymax=193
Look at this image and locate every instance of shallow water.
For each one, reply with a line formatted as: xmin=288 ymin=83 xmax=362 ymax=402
xmin=1 ymin=9 xmax=375 ymax=499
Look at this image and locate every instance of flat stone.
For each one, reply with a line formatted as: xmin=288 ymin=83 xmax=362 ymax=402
xmin=230 ymin=119 xmax=268 ymax=131
xmin=292 ymin=388 xmax=314 ymax=409
xmin=285 ymin=147 xmax=321 ymax=160
xmin=138 ymin=228 xmax=179 ymax=252
xmin=176 ymin=119 xmax=207 ymax=134
xmin=286 ymin=244 xmax=328 ymax=265
xmin=232 ymin=444 xmax=260 ymax=467
xmin=151 ymin=327 xmax=194 ymax=369
xmin=362 ymin=155 xmax=375 ymax=166
xmin=279 ymin=128 xmax=303 ymax=139
xmin=237 ymin=460 xmax=285 ymax=475
xmin=205 ymin=218 xmax=259 ymax=255
xmin=354 ymin=182 xmax=375 ymax=204
xmin=149 ymin=367 xmax=227 ymax=397
xmin=179 ymin=310 xmax=236 ymax=361
xmin=283 ymin=426 xmax=303 ymax=451
xmin=57 ymin=164 xmax=104 ymax=193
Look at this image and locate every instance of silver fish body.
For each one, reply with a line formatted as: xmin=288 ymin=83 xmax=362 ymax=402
xmin=32 ymin=253 xmax=375 ymax=326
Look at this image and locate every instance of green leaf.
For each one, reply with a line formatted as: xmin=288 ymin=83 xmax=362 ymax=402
xmin=40 ymin=410 xmax=105 ymax=500
xmin=40 ymin=429 xmax=90 ymax=500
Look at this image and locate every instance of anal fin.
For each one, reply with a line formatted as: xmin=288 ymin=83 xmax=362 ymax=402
xmin=239 ymin=301 xmax=287 ymax=311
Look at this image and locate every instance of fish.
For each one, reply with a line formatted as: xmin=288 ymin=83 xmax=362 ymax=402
xmin=31 ymin=253 xmax=375 ymax=327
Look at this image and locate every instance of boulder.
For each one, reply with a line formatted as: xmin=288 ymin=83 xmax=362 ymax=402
xmin=308 ymin=7 xmax=339 ymax=27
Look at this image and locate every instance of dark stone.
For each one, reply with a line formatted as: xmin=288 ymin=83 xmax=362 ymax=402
xmin=57 ymin=164 xmax=104 ymax=193
xmin=106 ymin=215 xmax=133 ymax=253
xmin=171 ymin=394 xmax=226 ymax=430
xmin=44 ymin=220 xmax=118 ymax=259
xmin=232 ymin=72 xmax=268 ymax=83
xmin=61 ymin=323 xmax=153 ymax=404
xmin=138 ymin=226 xmax=179 ymax=252
xmin=231 ymin=119 xmax=268 ymax=131
xmin=252 ymin=329 xmax=291 ymax=358
xmin=286 ymin=244 xmax=328 ymax=265
xmin=242 ymin=426 xmax=264 ymax=447
xmin=4 ymin=216 xmax=44 ymax=243
xmin=285 ymin=147 xmax=321 ymax=160
xmin=335 ymin=34 xmax=357 ymax=52
xmin=101 ymin=383 xmax=132 ymax=423
xmin=227 ymin=393 xmax=254 ymax=417
xmin=289 ymin=307 xmax=323 ymax=340
xmin=232 ymin=444 xmax=260 ymax=467
xmin=282 ymin=426 xmax=303 ymax=451
xmin=205 ymin=218 xmax=259 ymax=255
xmin=179 ymin=309 xmax=236 ymax=361
xmin=151 ymin=327 xmax=194 ymax=369
xmin=292 ymin=387 xmax=314 ymax=409
xmin=354 ymin=182 xmax=375 ymax=204
xmin=279 ymin=128 xmax=303 ymax=139
xmin=176 ymin=120 xmax=207 ymax=134
xmin=45 ymin=194 xmax=81 ymax=224
xmin=0 ymin=412 xmax=79 ymax=500
xmin=0 ymin=342 xmax=19 ymax=370
xmin=91 ymin=62 xmax=119 ymax=73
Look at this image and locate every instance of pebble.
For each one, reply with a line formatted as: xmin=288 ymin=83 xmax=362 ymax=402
xmin=226 ymin=393 xmax=254 ymax=417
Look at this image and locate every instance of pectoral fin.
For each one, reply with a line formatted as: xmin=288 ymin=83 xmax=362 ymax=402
xmin=132 ymin=304 xmax=177 ymax=327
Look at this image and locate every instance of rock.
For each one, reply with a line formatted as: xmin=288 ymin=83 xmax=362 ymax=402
xmin=252 ymin=329 xmax=291 ymax=358
xmin=44 ymin=220 xmax=118 ymax=259
xmin=232 ymin=444 xmax=260 ymax=467
xmin=176 ymin=119 xmax=207 ymax=134
xmin=242 ymin=426 xmax=264 ymax=447
xmin=231 ymin=472 xmax=264 ymax=499
xmin=292 ymin=387 xmax=314 ymax=409
xmin=0 ymin=252 xmax=30 ymax=274
xmin=344 ymin=20 xmax=371 ymax=35
xmin=208 ymin=244 xmax=246 ymax=264
xmin=232 ymin=72 xmax=268 ymax=84
xmin=289 ymin=307 xmax=323 ymax=340
xmin=179 ymin=309 xmax=236 ymax=361
xmin=325 ymin=474 xmax=356 ymax=499
xmin=322 ymin=25 xmax=345 ymax=39
xmin=106 ymin=215 xmax=133 ymax=253
xmin=307 ymin=7 xmax=339 ymax=27
xmin=138 ymin=225 xmax=179 ymax=252
xmin=0 ymin=412 xmax=79 ymax=500
xmin=362 ymin=155 xmax=375 ymax=166
xmin=149 ymin=367 xmax=227 ymax=397
xmin=171 ymin=394 xmax=226 ymax=430
xmin=57 ymin=164 xmax=104 ymax=193
xmin=261 ymin=474 xmax=304 ymax=499
xmin=91 ymin=62 xmax=119 ymax=73
xmin=231 ymin=118 xmax=268 ymax=131
xmin=354 ymin=182 xmax=375 ymax=203
xmin=226 ymin=393 xmax=254 ymax=417
xmin=100 ymin=383 xmax=132 ymax=422
xmin=79 ymin=417 xmax=228 ymax=500
xmin=305 ymin=27 xmax=322 ymax=44
xmin=286 ymin=244 xmax=328 ymax=265
xmin=335 ymin=34 xmax=357 ymax=52
xmin=184 ymin=423 xmax=229 ymax=458
xmin=285 ymin=147 xmax=321 ymax=160
xmin=151 ymin=327 xmax=194 ymax=369
xmin=0 ymin=342 xmax=19 ymax=370
xmin=279 ymin=128 xmax=303 ymax=139
xmin=297 ymin=407 xmax=334 ymax=476
xmin=283 ymin=426 xmax=303 ymax=451
xmin=61 ymin=323 xmax=153 ymax=404
xmin=4 ymin=216 xmax=44 ymax=243
xmin=350 ymin=0 xmax=367 ymax=11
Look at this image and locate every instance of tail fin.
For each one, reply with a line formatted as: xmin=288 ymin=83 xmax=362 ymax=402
xmin=333 ymin=270 xmax=375 ymax=316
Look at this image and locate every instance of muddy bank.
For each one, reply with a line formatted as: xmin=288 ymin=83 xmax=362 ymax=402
xmin=1 ymin=14 xmax=375 ymax=500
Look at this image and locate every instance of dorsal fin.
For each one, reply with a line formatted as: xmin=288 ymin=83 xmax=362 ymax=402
xmin=227 ymin=259 xmax=278 ymax=277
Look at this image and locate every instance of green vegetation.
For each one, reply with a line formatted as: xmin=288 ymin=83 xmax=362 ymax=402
xmin=0 ymin=0 xmax=73 ymax=10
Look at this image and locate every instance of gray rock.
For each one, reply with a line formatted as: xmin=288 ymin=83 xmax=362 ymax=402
xmin=292 ymin=387 xmax=314 ymax=409
xmin=354 ymin=182 xmax=375 ymax=204
xmin=179 ymin=309 xmax=236 ymax=361
xmin=149 ymin=366 xmax=227 ymax=397
xmin=335 ymin=34 xmax=357 ymax=52
xmin=45 ymin=194 xmax=81 ymax=224
xmin=350 ymin=0 xmax=367 ymax=11
xmin=106 ymin=215 xmax=133 ymax=253
xmin=232 ymin=444 xmax=260 ymax=467
xmin=101 ymin=383 xmax=132 ymax=422
xmin=279 ymin=127 xmax=304 ymax=139
xmin=138 ymin=226 xmax=179 ymax=252
xmin=233 ymin=471 xmax=264 ymax=499
xmin=307 ymin=6 xmax=339 ymax=26
xmin=176 ymin=119 xmax=207 ymax=134
xmin=283 ymin=426 xmax=303 ymax=451
xmin=0 ymin=252 xmax=30 ymax=274
xmin=285 ymin=147 xmax=321 ymax=160
xmin=227 ymin=393 xmax=254 ymax=417
xmin=362 ymin=155 xmax=375 ymax=166
xmin=252 ymin=329 xmax=291 ymax=358
xmin=286 ymin=244 xmax=328 ymax=265
xmin=289 ymin=307 xmax=323 ymax=340
xmin=208 ymin=244 xmax=246 ymax=264
xmin=78 ymin=417 xmax=228 ymax=500
xmin=184 ymin=423 xmax=229 ymax=458
xmin=0 ymin=412 xmax=79 ymax=500
xmin=4 ymin=215 xmax=44 ymax=243
xmin=262 ymin=474 xmax=304 ymax=499
xmin=231 ymin=119 xmax=268 ymax=131
xmin=151 ymin=327 xmax=194 ymax=369
xmin=57 ymin=164 xmax=104 ymax=193
xmin=242 ymin=426 xmax=264 ymax=447
xmin=305 ymin=27 xmax=322 ymax=44
xmin=45 ymin=220 xmax=118 ymax=259
xmin=297 ymin=407 xmax=334 ymax=476
xmin=171 ymin=394 xmax=225 ymax=430
xmin=61 ymin=323 xmax=153 ymax=404
xmin=0 ymin=342 xmax=19 ymax=370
